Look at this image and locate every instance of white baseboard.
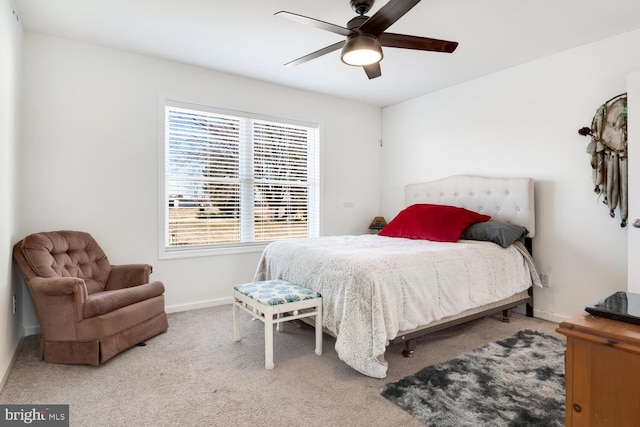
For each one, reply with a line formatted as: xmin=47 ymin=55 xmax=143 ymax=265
xmin=533 ymin=309 xmax=571 ymax=324
xmin=0 ymin=337 xmax=24 ymax=392
xmin=23 ymin=324 xmax=40 ymax=337
xmin=165 ymin=296 xmax=233 ymax=314
xmin=21 ymin=298 xmax=569 ymax=336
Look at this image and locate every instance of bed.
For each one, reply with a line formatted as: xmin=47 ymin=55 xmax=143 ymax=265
xmin=254 ymin=175 xmax=541 ymax=378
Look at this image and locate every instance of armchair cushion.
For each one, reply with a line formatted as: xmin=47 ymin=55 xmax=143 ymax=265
xmin=83 ymin=281 xmax=165 ymax=319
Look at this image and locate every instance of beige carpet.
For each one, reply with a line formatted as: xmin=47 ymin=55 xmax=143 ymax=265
xmin=0 ymin=305 xmax=561 ymax=427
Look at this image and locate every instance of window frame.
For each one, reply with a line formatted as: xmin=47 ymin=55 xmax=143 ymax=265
xmin=159 ymin=99 xmax=321 ymax=259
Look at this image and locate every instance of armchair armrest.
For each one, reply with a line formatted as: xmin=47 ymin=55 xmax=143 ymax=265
xmin=105 ymin=264 xmax=152 ymax=290
xmin=29 ymin=276 xmax=87 ymax=296
xmin=28 ymin=277 xmax=88 ymax=323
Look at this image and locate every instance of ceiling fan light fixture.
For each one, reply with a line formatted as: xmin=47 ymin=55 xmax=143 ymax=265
xmin=341 ymin=34 xmax=383 ymax=66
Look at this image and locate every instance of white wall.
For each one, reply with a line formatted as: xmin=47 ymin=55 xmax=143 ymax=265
xmin=0 ymin=0 xmax=23 ymax=385
xmin=16 ymin=17 xmax=639 ymax=341
xmin=382 ymin=29 xmax=640 ymax=321
xmin=19 ymin=33 xmax=382 ymax=331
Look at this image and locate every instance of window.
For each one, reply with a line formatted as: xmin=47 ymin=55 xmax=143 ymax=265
xmin=162 ymin=100 xmax=320 ymax=257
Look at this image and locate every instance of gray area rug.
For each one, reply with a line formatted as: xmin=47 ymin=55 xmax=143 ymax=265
xmin=380 ymin=329 xmax=565 ymax=427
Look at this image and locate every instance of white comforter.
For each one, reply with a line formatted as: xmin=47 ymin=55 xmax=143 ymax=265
xmin=254 ymin=235 xmax=540 ymax=378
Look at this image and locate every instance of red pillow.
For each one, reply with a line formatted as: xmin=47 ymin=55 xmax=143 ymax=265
xmin=379 ymin=204 xmax=491 ymax=242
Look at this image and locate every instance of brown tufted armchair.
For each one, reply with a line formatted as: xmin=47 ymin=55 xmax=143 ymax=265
xmin=12 ymin=230 xmax=169 ymax=365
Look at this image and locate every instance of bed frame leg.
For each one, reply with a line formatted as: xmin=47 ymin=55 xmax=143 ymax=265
xmin=526 ymin=286 xmax=534 ymax=317
xmin=526 ymin=302 xmax=534 ymax=317
xmin=402 ymin=339 xmax=416 ymax=357
xmin=501 ymin=309 xmax=512 ymax=323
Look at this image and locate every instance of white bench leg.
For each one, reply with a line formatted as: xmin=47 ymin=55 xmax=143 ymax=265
xmin=315 ymin=302 xmax=322 ymax=356
xmin=265 ymin=313 xmax=274 ymax=369
xmin=233 ymin=300 xmax=240 ymax=342
xmin=276 ymin=313 xmax=284 ymax=332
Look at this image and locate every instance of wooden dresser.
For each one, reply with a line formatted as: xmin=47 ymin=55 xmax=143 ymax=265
xmin=557 ymin=313 xmax=640 ymax=426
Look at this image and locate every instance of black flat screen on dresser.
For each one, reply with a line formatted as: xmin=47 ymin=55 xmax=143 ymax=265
xmin=585 ymin=291 xmax=640 ymax=325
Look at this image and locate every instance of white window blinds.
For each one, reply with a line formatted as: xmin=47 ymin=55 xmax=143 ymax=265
xmin=163 ymin=101 xmax=320 ymax=254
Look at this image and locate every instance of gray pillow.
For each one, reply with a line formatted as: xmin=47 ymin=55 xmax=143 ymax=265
xmin=460 ymin=221 xmax=528 ymax=248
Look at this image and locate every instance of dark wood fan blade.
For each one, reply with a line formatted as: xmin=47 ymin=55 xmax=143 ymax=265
xmin=363 ymin=63 xmax=382 ymax=79
xmin=284 ymin=41 xmax=345 ymax=67
xmin=275 ymin=11 xmax=353 ymax=37
xmin=360 ymin=0 xmax=421 ymax=35
xmin=379 ymin=33 xmax=458 ymax=53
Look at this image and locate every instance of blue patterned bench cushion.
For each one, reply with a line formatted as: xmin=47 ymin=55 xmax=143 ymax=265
xmin=234 ymin=280 xmax=321 ymax=306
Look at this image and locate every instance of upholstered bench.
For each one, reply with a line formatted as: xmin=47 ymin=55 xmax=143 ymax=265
xmin=233 ymin=280 xmax=322 ymax=369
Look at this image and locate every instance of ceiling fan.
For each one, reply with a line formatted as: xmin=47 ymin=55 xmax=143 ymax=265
xmin=276 ymin=0 xmax=458 ymax=79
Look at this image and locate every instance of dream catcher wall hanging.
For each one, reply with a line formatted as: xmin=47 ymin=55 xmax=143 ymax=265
xmin=578 ymin=93 xmax=628 ymax=227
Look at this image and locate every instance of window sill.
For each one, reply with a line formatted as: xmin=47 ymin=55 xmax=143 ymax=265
xmin=159 ymin=242 xmax=268 ymax=259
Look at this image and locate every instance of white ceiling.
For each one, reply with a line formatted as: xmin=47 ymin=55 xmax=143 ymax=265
xmin=13 ymin=0 xmax=640 ymax=107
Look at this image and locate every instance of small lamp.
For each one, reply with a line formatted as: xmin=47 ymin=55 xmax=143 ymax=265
xmin=368 ymin=216 xmax=387 ymax=232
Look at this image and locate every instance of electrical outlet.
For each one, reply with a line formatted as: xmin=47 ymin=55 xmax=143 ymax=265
xmin=12 ymin=295 xmax=16 ymax=314
xmin=540 ymin=273 xmax=550 ymax=288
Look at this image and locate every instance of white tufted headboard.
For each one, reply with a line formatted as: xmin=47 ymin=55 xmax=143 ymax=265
xmin=405 ymin=175 xmax=535 ymax=238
